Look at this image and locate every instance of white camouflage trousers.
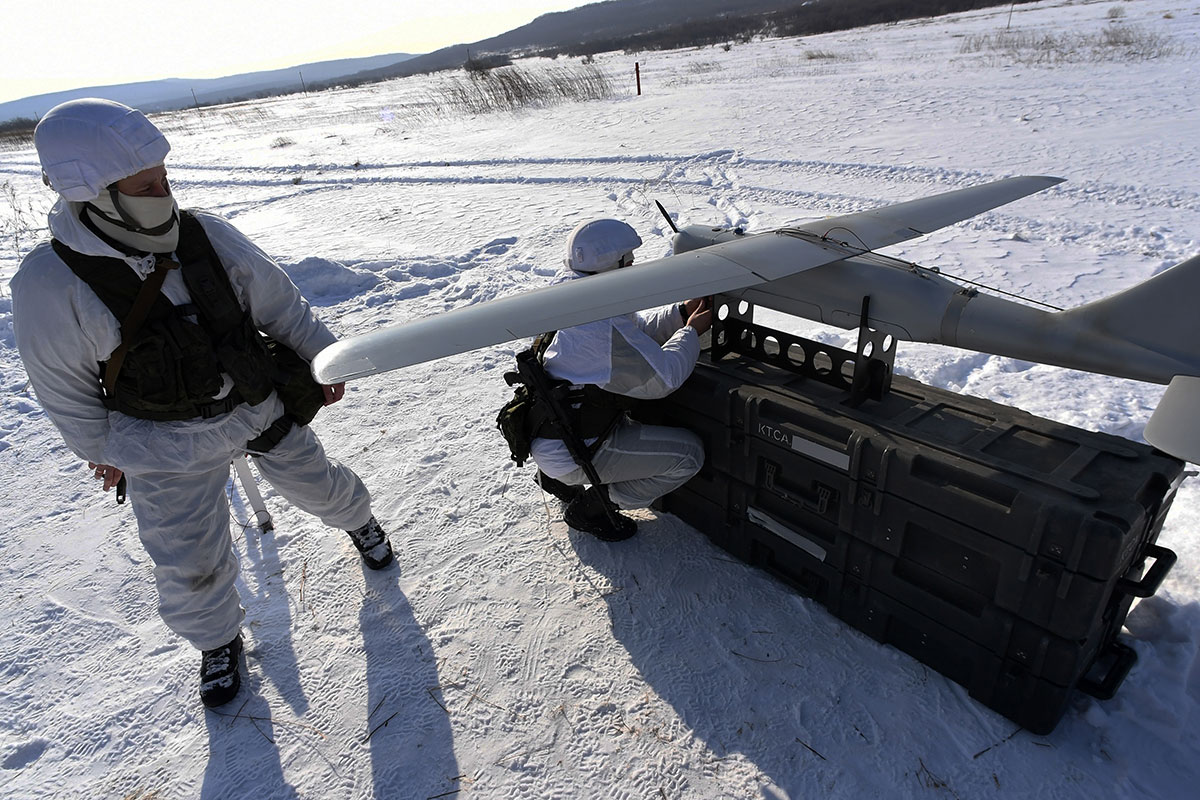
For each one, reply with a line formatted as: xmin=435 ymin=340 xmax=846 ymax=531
xmin=126 ymin=411 xmax=372 ymax=652
xmin=553 ymin=418 xmax=704 ymax=509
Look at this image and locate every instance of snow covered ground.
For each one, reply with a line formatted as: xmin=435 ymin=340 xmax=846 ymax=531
xmin=1 ymin=0 xmax=1198 ymax=797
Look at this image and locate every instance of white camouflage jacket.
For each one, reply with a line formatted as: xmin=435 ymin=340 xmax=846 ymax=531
xmin=530 ymin=269 xmax=701 ymax=477
xmin=11 ymin=200 xmax=336 ymax=474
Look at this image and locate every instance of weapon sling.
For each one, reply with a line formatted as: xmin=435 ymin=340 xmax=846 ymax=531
xmin=511 ymin=342 xmax=627 ymax=532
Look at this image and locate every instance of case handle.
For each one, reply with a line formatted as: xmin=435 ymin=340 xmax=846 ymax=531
xmin=764 ymin=462 xmax=836 ymax=516
xmin=1077 ymin=640 xmax=1137 ymax=701
xmin=1116 ymin=544 xmax=1177 ymax=599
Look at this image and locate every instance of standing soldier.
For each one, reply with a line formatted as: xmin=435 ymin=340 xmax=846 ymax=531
xmin=11 ymin=98 xmax=394 ymax=709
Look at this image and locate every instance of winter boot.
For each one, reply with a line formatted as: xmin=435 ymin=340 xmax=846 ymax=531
xmin=535 ymin=470 xmax=585 ymax=505
xmin=564 ymin=485 xmax=637 ymax=541
xmin=346 ymin=516 xmax=395 ymax=569
xmin=199 ymin=633 xmax=243 ymax=708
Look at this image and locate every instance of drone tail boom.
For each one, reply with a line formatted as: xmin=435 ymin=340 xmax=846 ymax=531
xmin=1060 ymin=253 xmax=1200 ymax=371
xmin=1073 ymin=251 xmax=1200 ymax=463
xmin=1012 ymin=252 xmax=1200 ymax=463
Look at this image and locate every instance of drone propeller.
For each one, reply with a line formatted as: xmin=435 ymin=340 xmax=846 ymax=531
xmin=654 ymin=200 xmax=680 ymax=234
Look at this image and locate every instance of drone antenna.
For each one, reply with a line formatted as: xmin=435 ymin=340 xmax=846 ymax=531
xmin=654 ymin=200 xmax=679 ymax=234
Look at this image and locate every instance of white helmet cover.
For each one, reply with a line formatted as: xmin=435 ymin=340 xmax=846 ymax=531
xmin=564 ymin=218 xmax=643 ymax=273
xmin=35 ymin=98 xmax=170 ymax=202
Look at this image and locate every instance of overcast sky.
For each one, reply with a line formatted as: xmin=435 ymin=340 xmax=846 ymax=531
xmin=0 ymin=0 xmax=589 ymax=105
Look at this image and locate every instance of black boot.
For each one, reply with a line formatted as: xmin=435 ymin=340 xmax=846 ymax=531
xmin=200 ymin=633 xmax=243 ymax=708
xmin=535 ymin=470 xmax=585 ymax=504
xmin=346 ymin=516 xmax=395 ymax=570
xmin=564 ymin=485 xmax=637 ymax=541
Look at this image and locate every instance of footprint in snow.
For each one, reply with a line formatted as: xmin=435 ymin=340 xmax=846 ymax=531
xmin=922 ymin=352 xmax=991 ymax=389
xmin=13 ymin=398 xmax=41 ymax=416
xmin=393 ymin=280 xmax=449 ymax=301
xmin=406 ymin=261 xmax=457 ymax=279
xmin=282 ymin=257 xmax=380 ymax=305
xmin=476 ymin=236 xmax=517 ymax=256
xmin=2 ymin=740 xmax=50 ymax=770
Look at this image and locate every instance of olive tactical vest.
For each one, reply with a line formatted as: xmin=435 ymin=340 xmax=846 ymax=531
xmin=496 ymin=331 xmax=638 ymax=466
xmin=52 ymin=211 xmax=279 ymax=421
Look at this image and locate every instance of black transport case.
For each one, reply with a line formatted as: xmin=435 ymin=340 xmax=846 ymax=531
xmin=647 ymin=352 xmax=1184 ymax=734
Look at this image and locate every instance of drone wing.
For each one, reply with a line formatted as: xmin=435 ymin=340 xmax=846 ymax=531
xmin=313 ymin=175 xmax=1062 ymax=382
xmin=791 ymin=174 xmax=1063 ymax=251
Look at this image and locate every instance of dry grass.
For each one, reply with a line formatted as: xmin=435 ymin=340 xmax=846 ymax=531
xmin=434 ymin=63 xmax=616 ymax=116
xmin=1 ymin=180 xmax=46 ymax=260
xmin=959 ymin=23 xmax=1183 ymax=64
xmin=0 ymin=117 xmax=37 ymax=152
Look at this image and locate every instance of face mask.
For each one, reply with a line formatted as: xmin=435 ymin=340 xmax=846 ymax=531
xmin=85 ymin=191 xmax=181 ymax=254
xmin=88 ymin=191 xmax=178 ymax=232
xmin=115 ymin=193 xmax=178 ymax=230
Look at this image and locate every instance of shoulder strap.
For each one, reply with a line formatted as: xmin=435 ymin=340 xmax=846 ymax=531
xmin=504 ymin=331 xmax=557 ymax=389
xmin=174 ymin=210 xmax=246 ymax=336
xmin=51 ymin=239 xmax=172 ymax=322
xmin=532 ymin=330 xmax=556 ymax=362
xmin=101 ymin=257 xmax=180 ymax=392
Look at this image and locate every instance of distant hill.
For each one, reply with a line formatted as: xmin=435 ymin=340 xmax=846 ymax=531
xmin=346 ymin=0 xmax=800 ymax=82
xmin=338 ymin=0 xmax=1034 ymax=83
xmin=0 ymin=52 xmax=416 ymax=123
xmin=1 ymin=0 xmax=1031 ymax=124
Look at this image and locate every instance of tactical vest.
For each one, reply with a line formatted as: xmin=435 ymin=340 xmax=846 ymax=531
xmin=52 ymin=211 xmax=279 ymax=421
xmin=495 ymin=332 xmax=637 ymax=466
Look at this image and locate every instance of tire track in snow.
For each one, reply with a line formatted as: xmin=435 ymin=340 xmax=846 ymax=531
xmin=167 ymin=151 xmax=1198 ymax=279
xmin=165 ymin=153 xmax=1200 ymax=217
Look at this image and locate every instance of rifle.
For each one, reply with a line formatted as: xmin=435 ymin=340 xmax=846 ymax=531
xmin=510 ymin=342 xmax=627 ymax=532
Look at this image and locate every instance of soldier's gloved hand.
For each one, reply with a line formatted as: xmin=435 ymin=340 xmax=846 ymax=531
xmin=322 ymin=382 xmax=346 ymax=406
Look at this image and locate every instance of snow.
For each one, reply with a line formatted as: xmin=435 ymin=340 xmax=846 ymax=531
xmin=1 ymin=1 xmax=1199 ymax=797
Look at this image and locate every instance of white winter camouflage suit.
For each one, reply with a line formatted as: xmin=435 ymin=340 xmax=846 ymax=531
xmin=11 ymin=202 xmax=373 ymax=651
xmin=530 ymin=272 xmax=705 ymax=508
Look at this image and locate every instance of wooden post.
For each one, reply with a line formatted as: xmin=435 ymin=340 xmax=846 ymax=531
xmin=635 ymin=62 xmax=641 ymax=96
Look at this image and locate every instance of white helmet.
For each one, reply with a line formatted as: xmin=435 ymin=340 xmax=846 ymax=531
xmin=564 ymin=219 xmax=643 ymax=274
xmin=34 ymin=98 xmax=170 ymax=202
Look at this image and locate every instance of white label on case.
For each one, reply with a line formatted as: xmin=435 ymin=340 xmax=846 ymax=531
xmin=790 ymin=435 xmax=850 ymax=471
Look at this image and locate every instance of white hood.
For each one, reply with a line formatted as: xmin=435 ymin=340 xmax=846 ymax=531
xmin=48 ymin=198 xmax=160 ymax=277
